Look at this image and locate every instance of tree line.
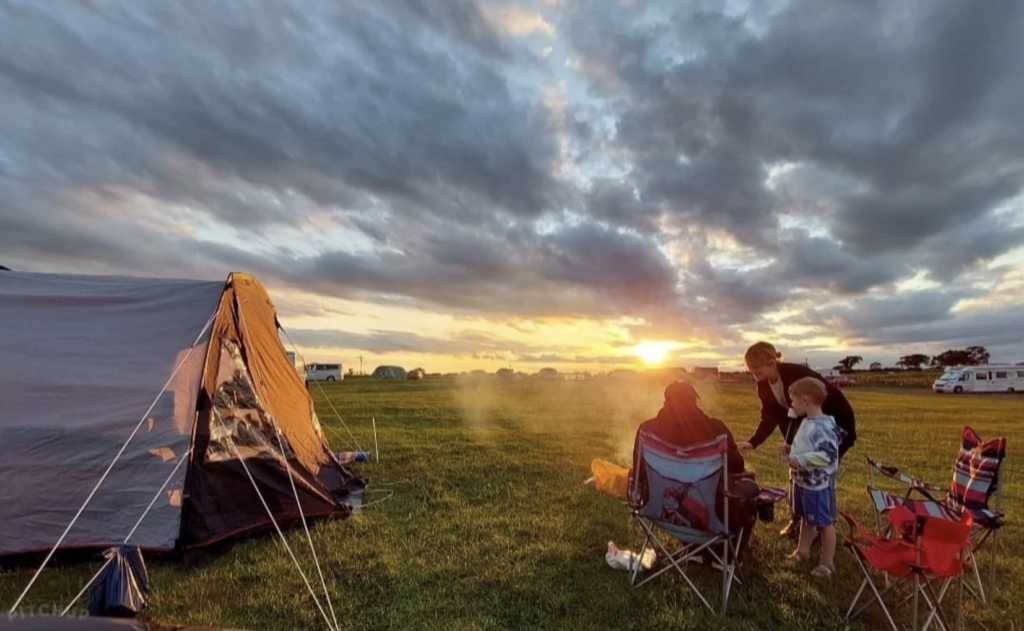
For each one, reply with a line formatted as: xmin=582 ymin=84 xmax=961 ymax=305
xmin=833 ymin=346 xmax=996 ymax=371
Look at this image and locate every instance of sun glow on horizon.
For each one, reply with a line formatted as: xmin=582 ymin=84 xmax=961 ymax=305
xmin=633 ymin=340 xmax=677 ymax=365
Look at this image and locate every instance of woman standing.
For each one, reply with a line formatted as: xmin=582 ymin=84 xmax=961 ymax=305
xmin=736 ymin=342 xmax=857 ymax=539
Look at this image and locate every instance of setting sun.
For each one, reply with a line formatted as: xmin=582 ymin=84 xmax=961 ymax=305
xmin=633 ymin=341 xmax=676 ymax=365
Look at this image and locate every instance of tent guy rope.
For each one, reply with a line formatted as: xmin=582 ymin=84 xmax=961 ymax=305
xmin=279 ymin=325 xmax=363 ymax=452
xmin=212 ymin=408 xmax=336 ymax=631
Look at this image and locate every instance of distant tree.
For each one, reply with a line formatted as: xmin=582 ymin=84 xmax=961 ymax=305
xmin=869 ymin=361 xmax=882 ymax=371
xmin=897 ymin=354 xmax=931 ymax=370
xmin=966 ymin=345 xmax=990 ymax=365
xmin=931 ymin=349 xmax=971 ymax=367
xmin=837 ymin=356 xmax=864 ymax=370
xmin=930 ymin=347 xmax=990 ymax=367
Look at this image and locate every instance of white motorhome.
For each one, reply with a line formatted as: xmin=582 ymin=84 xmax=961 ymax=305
xmin=932 ymin=365 xmax=1024 ymax=394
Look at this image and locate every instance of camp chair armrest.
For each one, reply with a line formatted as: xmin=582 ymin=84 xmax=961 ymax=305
xmin=907 ymin=484 xmax=946 ymax=503
xmin=840 ymin=511 xmax=869 ymax=543
xmin=865 ymin=457 xmax=946 ymax=493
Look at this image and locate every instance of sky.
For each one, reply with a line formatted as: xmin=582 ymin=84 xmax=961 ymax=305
xmin=2 ymin=0 xmax=1023 ymax=373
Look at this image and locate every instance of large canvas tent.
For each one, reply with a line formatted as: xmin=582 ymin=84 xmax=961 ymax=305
xmin=0 ymin=270 xmax=363 ymax=562
xmin=371 ymin=366 xmax=407 ymax=380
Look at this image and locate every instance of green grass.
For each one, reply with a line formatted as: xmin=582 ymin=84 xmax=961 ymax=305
xmin=2 ymin=379 xmax=1021 ymax=630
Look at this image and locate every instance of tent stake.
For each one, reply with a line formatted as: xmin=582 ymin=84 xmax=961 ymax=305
xmin=372 ymin=417 xmax=379 ymax=462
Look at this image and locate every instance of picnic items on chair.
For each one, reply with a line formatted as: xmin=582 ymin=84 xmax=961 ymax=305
xmin=625 ymin=428 xmax=786 ymax=614
xmin=865 ymin=426 xmax=1007 ymax=602
xmin=842 ymin=489 xmax=974 ymax=631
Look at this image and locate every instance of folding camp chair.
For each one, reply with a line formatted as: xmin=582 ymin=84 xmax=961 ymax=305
xmin=843 ymin=495 xmax=973 ymax=631
xmin=626 ymin=430 xmax=785 ymax=614
xmin=866 ymin=426 xmax=1006 ymax=602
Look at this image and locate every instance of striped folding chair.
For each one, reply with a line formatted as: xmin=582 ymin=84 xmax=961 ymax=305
xmin=625 ymin=430 xmax=744 ymax=614
xmin=866 ymin=426 xmax=1006 ymax=602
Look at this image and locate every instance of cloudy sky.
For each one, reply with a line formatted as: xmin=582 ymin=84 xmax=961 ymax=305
xmin=2 ymin=0 xmax=1023 ymax=373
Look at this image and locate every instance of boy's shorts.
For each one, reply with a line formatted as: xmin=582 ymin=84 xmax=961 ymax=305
xmin=793 ymin=483 xmax=837 ymax=527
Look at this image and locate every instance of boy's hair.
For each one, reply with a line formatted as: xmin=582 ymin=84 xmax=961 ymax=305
xmin=789 ymin=377 xmax=827 ymax=405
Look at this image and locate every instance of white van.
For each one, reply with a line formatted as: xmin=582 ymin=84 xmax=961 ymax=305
xmin=306 ymin=363 xmax=343 ymax=382
xmin=932 ymin=365 xmax=1024 ymax=394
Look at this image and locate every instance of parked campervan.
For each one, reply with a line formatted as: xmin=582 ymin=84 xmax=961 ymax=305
xmin=306 ymin=362 xmax=343 ymax=382
xmin=932 ymin=365 xmax=1024 ymax=394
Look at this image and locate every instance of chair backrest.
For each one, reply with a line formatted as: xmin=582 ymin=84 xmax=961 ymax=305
xmin=946 ymin=426 xmax=1006 ymax=515
xmin=629 ymin=429 xmax=728 ymax=535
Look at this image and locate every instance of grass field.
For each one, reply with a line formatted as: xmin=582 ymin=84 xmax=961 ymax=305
xmin=2 ymin=378 xmax=1021 ymax=630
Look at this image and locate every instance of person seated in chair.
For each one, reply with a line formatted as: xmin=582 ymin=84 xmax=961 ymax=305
xmin=630 ymin=381 xmax=760 ymax=558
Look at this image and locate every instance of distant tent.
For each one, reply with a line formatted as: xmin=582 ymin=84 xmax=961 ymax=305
xmin=0 ymin=270 xmax=363 ymax=562
xmin=606 ymin=369 xmax=638 ymax=380
xmin=372 ymin=365 xmax=407 ymax=379
xmin=495 ymin=368 xmax=514 ymax=379
xmin=407 ymin=368 xmax=425 ymax=380
xmin=692 ymin=366 xmax=720 ymax=380
xmin=537 ymin=368 xmax=560 ymax=380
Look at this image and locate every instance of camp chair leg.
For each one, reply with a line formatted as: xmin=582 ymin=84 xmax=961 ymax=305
xmin=958 ymin=573 xmax=964 ymax=631
xmin=721 ymin=538 xmax=729 ymax=615
xmin=847 ymin=552 xmax=901 ymax=631
xmin=630 ymin=535 xmax=650 ymax=586
xmin=631 ymin=519 xmax=714 ymax=612
xmin=921 ymin=578 xmax=954 ymax=631
xmin=919 ymin=581 xmax=951 ymax=631
xmin=988 ymin=527 xmax=999 ymax=595
xmin=912 ymin=573 xmax=920 ymax=631
xmin=719 ymin=528 xmax=743 ymax=615
xmin=971 ymin=549 xmax=986 ymax=605
xmin=847 ymin=577 xmax=868 ymax=619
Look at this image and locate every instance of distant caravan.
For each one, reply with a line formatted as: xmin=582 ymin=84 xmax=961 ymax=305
xmin=932 ymin=365 xmax=1024 ymax=394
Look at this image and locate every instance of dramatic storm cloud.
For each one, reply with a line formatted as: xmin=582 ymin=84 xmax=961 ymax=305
xmin=2 ymin=0 xmax=1022 ymax=369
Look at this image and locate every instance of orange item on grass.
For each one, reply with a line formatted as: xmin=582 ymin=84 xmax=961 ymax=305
xmin=591 ymin=459 xmax=630 ymax=499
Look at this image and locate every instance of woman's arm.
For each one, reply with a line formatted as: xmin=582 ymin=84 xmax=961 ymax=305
xmin=745 ymin=385 xmax=779 ymax=449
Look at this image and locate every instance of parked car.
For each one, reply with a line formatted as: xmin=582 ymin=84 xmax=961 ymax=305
xmin=826 ymin=375 xmax=856 ymax=387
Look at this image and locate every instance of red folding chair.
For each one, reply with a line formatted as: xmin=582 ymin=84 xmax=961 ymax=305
xmin=844 ymin=491 xmax=974 ymax=631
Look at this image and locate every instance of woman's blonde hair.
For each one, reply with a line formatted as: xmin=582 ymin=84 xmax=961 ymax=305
xmin=744 ymin=341 xmax=782 ymax=367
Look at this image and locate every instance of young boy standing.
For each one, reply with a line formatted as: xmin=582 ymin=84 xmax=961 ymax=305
xmin=782 ymin=377 xmax=845 ymax=577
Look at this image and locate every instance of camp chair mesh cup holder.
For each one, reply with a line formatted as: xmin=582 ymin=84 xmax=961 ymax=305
xmin=625 ymin=430 xmax=786 ymax=615
xmin=864 ymin=426 xmax=1006 ymax=604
